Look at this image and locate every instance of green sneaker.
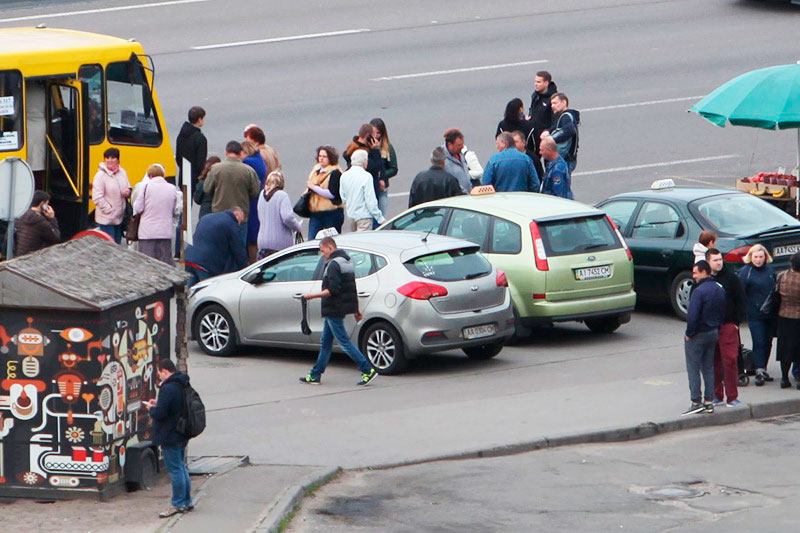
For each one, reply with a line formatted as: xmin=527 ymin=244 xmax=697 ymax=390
xmin=703 ymin=402 xmax=714 ymax=414
xmin=357 ymin=368 xmax=378 ymax=386
xmin=681 ymin=402 xmax=703 ymax=416
xmin=299 ymin=373 xmax=321 ymax=385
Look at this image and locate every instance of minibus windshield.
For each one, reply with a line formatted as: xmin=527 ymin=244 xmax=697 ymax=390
xmin=106 ymin=59 xmax=162 ymax=147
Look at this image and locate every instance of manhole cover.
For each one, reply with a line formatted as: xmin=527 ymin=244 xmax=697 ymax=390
xmin=644 ymin=486 xmax=706 ymax=500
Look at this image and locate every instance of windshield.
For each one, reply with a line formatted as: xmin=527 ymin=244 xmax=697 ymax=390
xmin=0 ymin=70 xmax=23 ymax=152
xmin=690 ymin=194 xmax=800 ymax=237
xmin=404 ymin=248 xmax=491 ymax=282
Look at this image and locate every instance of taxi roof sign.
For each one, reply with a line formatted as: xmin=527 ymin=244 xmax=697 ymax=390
xmin=470 ymin=184 xmax=495 ymax=196
xmin=650 ymin=179 xmax=675 ymax=190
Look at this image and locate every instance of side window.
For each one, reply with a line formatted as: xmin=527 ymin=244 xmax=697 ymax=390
xmin=388 ymin=207 xmax=448 ymax=233
xmin=445 ymin=209 xmax=490 ymax=248
xmin=78 ymin=64 xmax=104 ymax=144
xmin=259 ymin=249 xmax=321 ymax=283
xmin=344 ymin=250 xmax=389 ymax=278
xmin=0 ymin=70 xmax=23 ymax=152
xmin=490 ymin=217 xmax=521 ymax=254
xmin=631 ymin=202 xmax=681 ymax=239
xmin=599 ymin=200 xmax=638 ymax=233
xmin=106 ymin=59 xmax=163 ymax=146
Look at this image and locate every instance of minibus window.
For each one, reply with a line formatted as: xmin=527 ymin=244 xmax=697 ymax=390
xmin=106 ymin=60 xmax=162 ymax=147
xmin=78 ymin=64 xmax=104 ymax=144
xmin=0 ymin=70 xmax=23 ymax=152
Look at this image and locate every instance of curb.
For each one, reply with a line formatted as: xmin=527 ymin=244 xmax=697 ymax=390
xmin=252 ymin=466 xmax=341 ymax=533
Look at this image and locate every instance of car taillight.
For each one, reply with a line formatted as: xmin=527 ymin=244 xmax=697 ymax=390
xmin=529 ymin=222 xmax=549 ymax=271
xmin=723 ymin=245 xmax=752 ymax=263
xmin=605 ymin=215 xmax=632 ymax=261
xmin=397 ymin=281 xmax=448 ymax=300
xmin=496 ymin=269 xmax=508 ymax=287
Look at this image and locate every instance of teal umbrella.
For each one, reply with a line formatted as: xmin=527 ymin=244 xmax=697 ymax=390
xmin=689 ymin=62 xmax=800 ymax=169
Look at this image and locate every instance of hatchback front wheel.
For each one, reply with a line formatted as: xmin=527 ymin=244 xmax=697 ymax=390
xmin=194 ymin=304 xmax=237 ymax=356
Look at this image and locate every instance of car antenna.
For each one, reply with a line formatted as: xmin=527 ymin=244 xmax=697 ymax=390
xmin=422 ymin=226 xmax=435 ymax=243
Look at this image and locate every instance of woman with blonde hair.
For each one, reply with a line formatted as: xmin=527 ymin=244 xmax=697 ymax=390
xmin=370 ymin=118 xmax=397 ymax=217
xmin=256 ymin=170 xmax=302 ymax=259
xmin=740 ymin=244 xmax=776 ymax=385
xmin=132 ymin=164 xmax=178 ymax=265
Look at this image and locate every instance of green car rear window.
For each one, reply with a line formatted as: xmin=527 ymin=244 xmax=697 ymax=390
xmin=405 ymin=249 xmax=491 ymax=282
xmin=538 ymin=215 xmax=620 ymax=256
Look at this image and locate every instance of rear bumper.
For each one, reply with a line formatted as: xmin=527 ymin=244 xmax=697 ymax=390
xmin=517 ymin=289 xmax=637 ymax=323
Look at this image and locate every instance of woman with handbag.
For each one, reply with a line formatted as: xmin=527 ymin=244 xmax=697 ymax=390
xmin=132 ymin=164 xmax=179 ymax=266
xmin=776 ymin=252 xmax=800 ymax=389
xmin=738 ymin=244 xmax=776 ymax=386
xmin=257 ymin=170 xmax=302 ymax=260
xmin=305 ymin=146 xmax=344 ymax=240
xmin=92 ymin=147 xmax=131 ymax=244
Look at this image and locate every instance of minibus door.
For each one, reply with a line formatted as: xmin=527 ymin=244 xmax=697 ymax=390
xmin=45 ymin=79 xmax=89 ymax=239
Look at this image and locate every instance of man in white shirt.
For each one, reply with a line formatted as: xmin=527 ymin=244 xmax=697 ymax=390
xmin=339 ymin=149 xmax=385 ymax=231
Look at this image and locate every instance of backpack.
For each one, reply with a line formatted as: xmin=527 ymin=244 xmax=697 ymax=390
xmin=552 ymin=110 xmax=580 ymax=160
xmin=176 ymin=381 xmax=206 ymax=439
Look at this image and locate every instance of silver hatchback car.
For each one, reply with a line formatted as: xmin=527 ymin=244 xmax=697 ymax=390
xmin=187 ymin=231 xmax=514 ymax=374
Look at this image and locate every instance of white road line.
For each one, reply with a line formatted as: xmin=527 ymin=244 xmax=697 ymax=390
xmin=0 ymin=0 xmax=210 ymax=23
xmin=385 ymin=155 xmax=738 ymax=198
xmin=193 ymin=29 xmax=371 ymax=50
xmin=371 ymin=60 xmax=549 ymax=82
xmin=583 ymin=96 xmax=704 ymax=112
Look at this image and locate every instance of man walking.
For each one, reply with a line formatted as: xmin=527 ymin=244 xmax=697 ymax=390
xmin=203 ymin=141 xmax=260 ymax=244
xmin=184 ymin=207 xmax=248 ymax=286
xmin=481 ymin=132 xmax=540 ymax=192
xmin=682 ymin=260 xmax=726 ymax=415
xmin=539 ymin=137 xmax=573 ymax=199
xmin=144 ymin=359 xmax=193 ymax=517
xmin=339 ymin=149 xmax=384 ymax=231
xmin=707 ymin=248 xmax=747 ymax=407
xmin=528 ymin=71 xmax=557 ymax=178
xmin=300 ymin=237 xmax=378 ymax=386
xmin=408 ymin=147 xmax=463 ymax=208
xmin=442 ymin=128 xmax=473 ymax=194
xmin=541 ymin=93 xmax=579 ymax=173
xmin=175 ymin=106 xmax=207 ymax=195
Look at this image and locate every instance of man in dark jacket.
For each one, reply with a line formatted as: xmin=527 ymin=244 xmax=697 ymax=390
xmin=14 ymin=190 xmax=60 ymax=256
xmin=144 ymin=359 xmax=192 ymax=517
xmin=541 ymin=93 xmax=579 ymax=173
xmin=707 ymin=248 xmax=746 ymax=406
xmin=185 ymin=207 xmax=247 ymax=286
xmin=300 ymin=237 xmax=378 ymax=386
xmin=408 ymin=147 xmax=463 ymax=208
xmin=175 ymin=106 xmax=207 ymax=195
xmin=528 ymin=71 xmax=557 ymax=178
xmin=682 ymin=260 xmax=726 ymax=415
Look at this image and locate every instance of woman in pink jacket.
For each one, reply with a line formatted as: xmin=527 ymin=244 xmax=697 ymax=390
xmin=133 ymin=164 xmax=179 ymax=266
xmin=92 ymin=148 xmax=131 ymax=243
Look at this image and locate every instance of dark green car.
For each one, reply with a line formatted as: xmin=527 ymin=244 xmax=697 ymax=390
xmin=596 ymin=183 xmax=800 ymax=319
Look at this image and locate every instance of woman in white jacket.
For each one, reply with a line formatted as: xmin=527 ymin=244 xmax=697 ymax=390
xmin=693 ymin=231 xmax=717 ymax=263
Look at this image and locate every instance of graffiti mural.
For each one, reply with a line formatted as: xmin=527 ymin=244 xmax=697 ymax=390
xmin=0 ymin=291 xmax=170 ymax=494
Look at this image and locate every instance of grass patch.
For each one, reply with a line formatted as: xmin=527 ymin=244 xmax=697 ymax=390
xmin=276 ymin=468 xmax=342 ymax=532
xmin=276 ymin=503 xmax=300 ymax=533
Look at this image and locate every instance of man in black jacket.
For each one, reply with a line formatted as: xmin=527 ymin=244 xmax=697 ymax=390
xmin=528 ymin=71 xmax=557 ymax=178
xmin=408 ymin=147 xmax=463 ymax=208
xmin=541 ymin=93 xmax=580 ymax=173
xmin=300 ymin=237 xmax=378 ymax=386
xmin=175 ymin=106 xmax=207 ymax=195
xmin=144 ymin=359 xmax=193 ymax=517
xmin=707 ymin=248 xmax=746 ymax=407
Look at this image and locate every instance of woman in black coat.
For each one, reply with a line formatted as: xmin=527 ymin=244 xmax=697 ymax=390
xmin=495 ymin=98 xmax=536 ymax=158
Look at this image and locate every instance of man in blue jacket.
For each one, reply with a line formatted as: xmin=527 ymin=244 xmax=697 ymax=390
xmin=539 ymin=137 xmax=573 ymax=199
xmin=144 ymin=359 xmax=192 ymax=517
xmin=481 ymin=132 xmax=540 ymax=192
xmin=682 ymin=260 xmax=726 ymax=416
xmin=185 ymin=206 xmax=247 ymax=287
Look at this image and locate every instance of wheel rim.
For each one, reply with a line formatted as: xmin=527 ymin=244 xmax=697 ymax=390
xmin=199 ymin=311 xmax=231 ymax=352
xmin=676 ymin=278 xmax=693 ymax=314
xmin=366 ymin=329 xmax=396 ymax=370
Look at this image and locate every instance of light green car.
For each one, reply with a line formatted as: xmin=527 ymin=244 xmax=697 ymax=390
xmin=378 ymin=191 xmax=636 ymax=335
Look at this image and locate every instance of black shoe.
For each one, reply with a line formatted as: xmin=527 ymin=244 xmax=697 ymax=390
xmin=185 ymin=505 xmax=195 ymax=512
xmin=763 ymin=372 xmax=775 ymax=382
xmin=755 ymin=373 xmax=765 ymax=386
xmin=357 ymin=368 xmax=378 ymax=386
xmin=299 ymin=373 xmax=321 ymax=385
xmin=781 ymin=378 xmax=791 ymax=389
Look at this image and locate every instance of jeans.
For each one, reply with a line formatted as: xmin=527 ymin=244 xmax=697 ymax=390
xmin=162 ymin=445 xmax=192 ymax=509
xmin=377 ymin=189 xmax=389 ymax=217
xmin=310 ymin=317 xmax=373 ymax=378
xmin=685 ymin=330 xmax=717 ymax=402
xmin=748 ymin=317 xmax=774 ymax=372
xmin=97 ymin=223 xmax=123 ymax=244
xmin=308 ymin=209 xmax=344 ymax=240
xmin=714 ymin=322 xmax=740 ymax=402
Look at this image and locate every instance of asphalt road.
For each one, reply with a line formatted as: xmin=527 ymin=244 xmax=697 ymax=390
xmin=2 ymin=0 xmax=800 ymax=219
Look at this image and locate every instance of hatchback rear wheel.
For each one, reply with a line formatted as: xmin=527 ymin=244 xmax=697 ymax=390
xmin=361 ymin=322 xmax=407 ymax=375
xmin=194 ymin=304 xmax=237 ymax=356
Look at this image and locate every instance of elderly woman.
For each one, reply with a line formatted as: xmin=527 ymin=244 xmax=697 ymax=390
xmin=739 ymin=244 xmax=776 ymax=386
xmin=777 ymin=252 xmax=800 ymax=389
xmin=133 ymin=164 xmax=178 ymax=265
xmin=306 ymin=146 xmax=344 ymax=240
xmin=256 ymin=170 xmax=303 ymax=259
xmin=92 ymin=147 xmax=131 ymax=243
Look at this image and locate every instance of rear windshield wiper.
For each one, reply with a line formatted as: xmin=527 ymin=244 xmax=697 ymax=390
xmin=739 ymin=224 xmax=799 ymax=239
xmin=465 ymin=272 xmax=487 ymax=279
xmin=584 ymin=243 xmax=609 ymax=251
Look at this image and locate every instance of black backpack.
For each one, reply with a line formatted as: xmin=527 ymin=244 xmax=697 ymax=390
xmin=176 ymin=381 xmax=206 ymax=439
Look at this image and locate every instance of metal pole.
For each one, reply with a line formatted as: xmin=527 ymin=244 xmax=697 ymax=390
xmin=5 ymin=160 xmax=15 ymax=260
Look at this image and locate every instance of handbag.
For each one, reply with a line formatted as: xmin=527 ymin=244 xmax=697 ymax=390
xmin=760 ymin=271 xmax=785 ymax=316
xmin=293 ymin=193 xmax=312 ymax=218
xmin=125 ymin=184 xmax=147 ymax=242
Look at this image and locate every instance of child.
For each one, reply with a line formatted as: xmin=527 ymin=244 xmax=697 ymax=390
xmin=694 ymin=231 xmax=717 ymax=263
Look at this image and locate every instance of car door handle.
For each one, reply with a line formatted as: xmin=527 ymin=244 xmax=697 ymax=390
xmin=357 ymin=292 xmax=371 ymax=297
xmin=292 ymin=293 xmax=304 ymax=300
xmin=660 ymin=249 xmax=674 ymax=257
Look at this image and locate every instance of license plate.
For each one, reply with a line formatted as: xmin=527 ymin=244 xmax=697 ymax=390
xmin=463 ymin=324 xmax=496 ymax=340
xmin=574 ymin=265 xmax=612 ymax=281
xmin=773 ymin=244 xmax=800 ymax=257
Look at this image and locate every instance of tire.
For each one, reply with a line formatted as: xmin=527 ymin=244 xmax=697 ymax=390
xmin=194 ymin=304 xmax=237 ymax=356
xmin=126 ymin=448 xmax=156 ymax=492
xmin=585 ymin=316 xmax=622 ymax=334
xmin=670 ymin=271 xmax=693 ymax=321
xmin=462 ymin=342 xmax=504 ymax=359
xmin=360 ymin=321 xmax=407 ymax=375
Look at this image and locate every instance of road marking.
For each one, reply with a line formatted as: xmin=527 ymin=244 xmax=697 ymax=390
xmin=193 ymin=29 xmax=371 ymax=50
xmin=583 ymin=96 xmax=703 ymax=112
xmin=572 ymin=155 xmax=738 ymax=176
xmin=371 ymin=60 xmax=549 ymax=81
xmin=0 ymin=0 xmax=210 ymax=23
xmin=672 ymin=176 xmax=735 ymax=189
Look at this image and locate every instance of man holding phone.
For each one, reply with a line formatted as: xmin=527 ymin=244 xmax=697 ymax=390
xmin=14 ymin=190 xmax=61 ymax=256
